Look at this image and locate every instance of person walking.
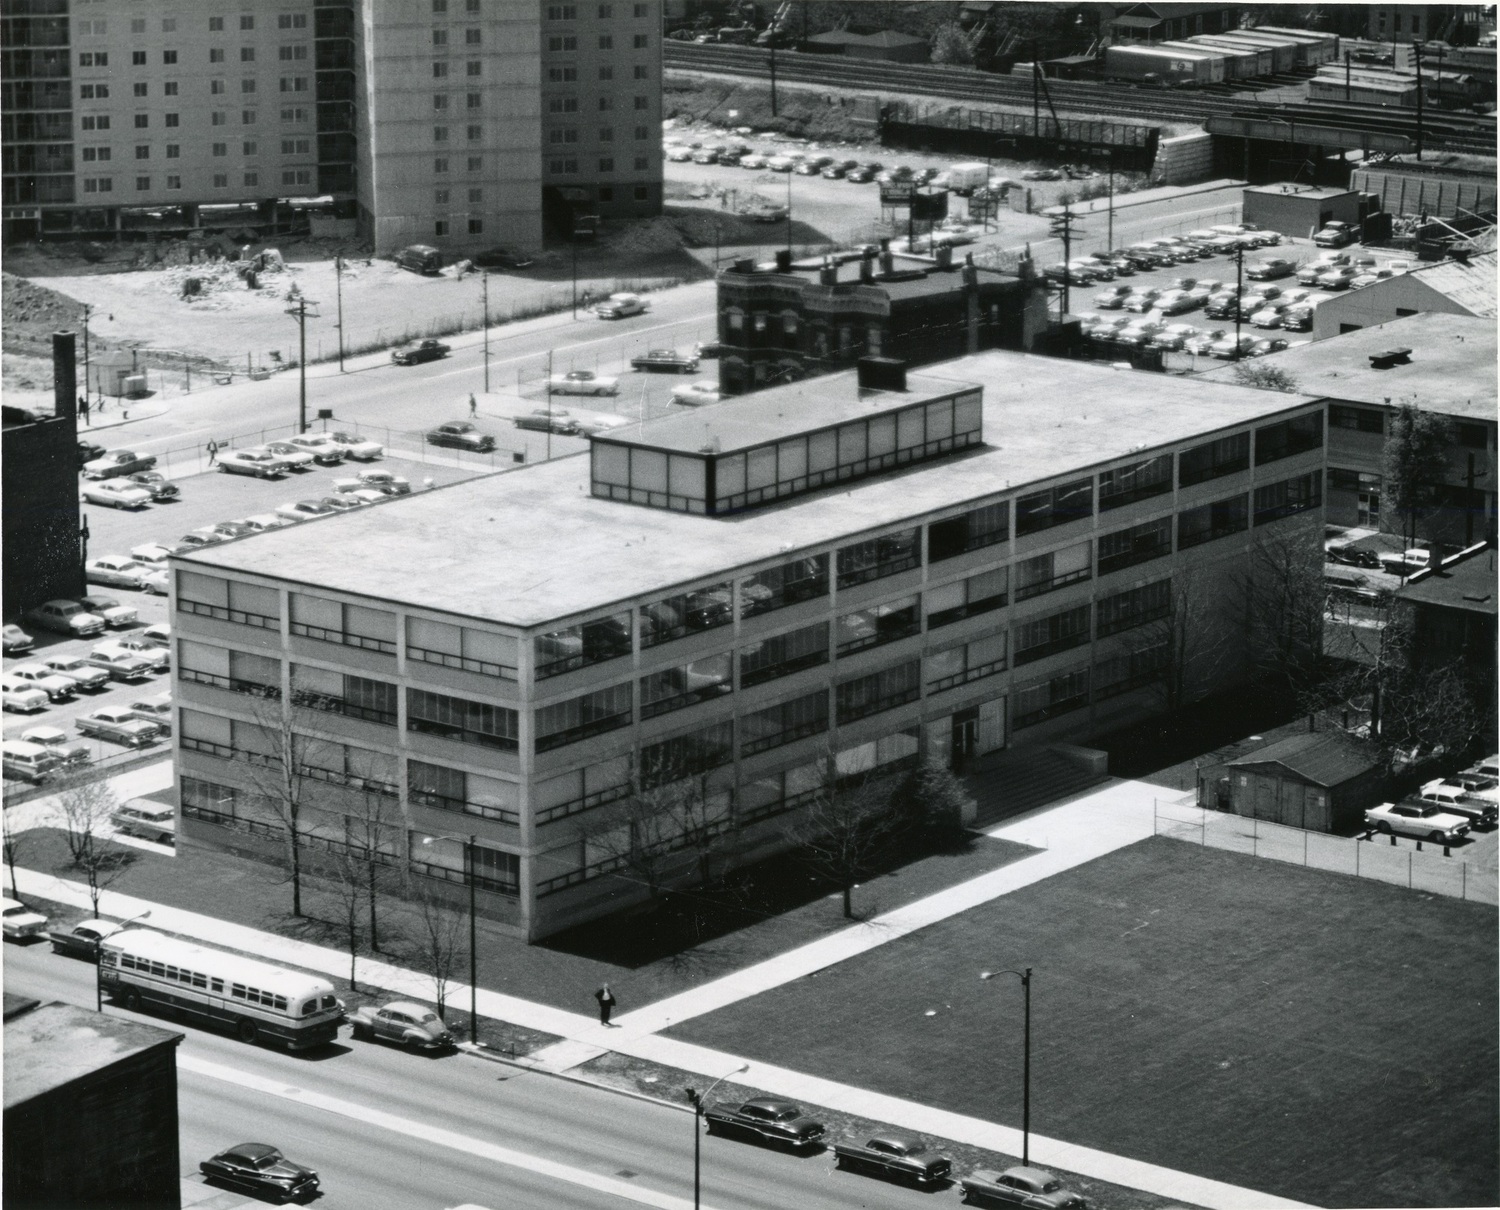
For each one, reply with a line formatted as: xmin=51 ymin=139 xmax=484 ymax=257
xmin=468 ymin=393 xmax=478 ymax=418
xmin=594 ymin=983 xmax=617 ymax=1026
xmin=78 ymin=397 xmax=90 ymax=426
xmin=206 ymin=439 xmax=219 ymax=465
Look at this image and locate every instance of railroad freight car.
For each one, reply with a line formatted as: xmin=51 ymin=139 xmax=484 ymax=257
xmin=1188 ymin=34 xmax=1275 ymax=77
xmin=1253 ymin=25 xmax=1340 ymax=66
xmin=1104 ymin=44 xmax=1222 ymax=86
xmin=1159 ymin=39 xmax=1250 ymax=79
xmin=1207 ymin=30 xmax=1300 ymax=72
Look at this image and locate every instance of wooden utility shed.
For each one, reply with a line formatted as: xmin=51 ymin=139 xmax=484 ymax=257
xmin=1224 ymin=733 xmax=1383 ymax=832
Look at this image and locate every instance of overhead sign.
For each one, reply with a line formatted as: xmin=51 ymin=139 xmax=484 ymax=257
xmin=879 ymin=181 xmax=916 ymax=207
xmin=911 ymin=191 xmax=948 ymax=222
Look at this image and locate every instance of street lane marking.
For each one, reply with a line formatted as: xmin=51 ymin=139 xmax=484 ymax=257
xmin=178 ymin=1053 xmax=715 ymax=1210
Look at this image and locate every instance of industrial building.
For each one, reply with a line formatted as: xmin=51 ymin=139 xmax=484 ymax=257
xmin=1310 ymin=251 xmax=1496 ymax=341
xmin=170 ymin=352 xmax=1328 ymax=939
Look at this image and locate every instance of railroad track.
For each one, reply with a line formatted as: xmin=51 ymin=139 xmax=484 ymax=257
xmin=666 ymin=42 xmax=1497 ymax=154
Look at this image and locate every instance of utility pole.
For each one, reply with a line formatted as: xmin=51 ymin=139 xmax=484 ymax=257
xmin=81 ymin=303 xmax=93 ymax=402
xmin=1413 ymin=40 xmax=1425 ymax=160
xmin=785 ymin=170 xmax=792 ymax=255
xmin=1032 ymin=44 xmax=1041 ymax=140
xmin=1233 ymin=243 xmax=1245 ymax=360
xmin=1048 ymin=205 xmax=1080 ymax=318
xmin=285 ymin=294 xmax=319 ymax=432
xmin=1106 ymin=146 xmax=1115 ymax=252
xmin=545 ymin=349 xmax=553 ymax=462
xmin=769 ymin=40 xmax=778 ymax=117
xmin=335 ymin=255 xmax=345 ymax=372
xmin=482 ymin=269 xmax=490 ymax=392
xmin=1344 ymin=51 xmax=1351 ymax=101
xmin=571 ymin=234 xmax=578 ymax=319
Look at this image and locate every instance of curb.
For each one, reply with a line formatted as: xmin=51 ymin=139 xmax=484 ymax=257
xmin=459 ymin=1042 xmax=695 ymax=1114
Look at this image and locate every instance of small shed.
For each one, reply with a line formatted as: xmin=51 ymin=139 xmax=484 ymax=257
xmin=1242 ymin=183 xmax=1361 ymax=240
xmin=845 ymin=30 xmax=931 ymax=63
xmin=1220 ymin=733 xmax=1384 ymax=832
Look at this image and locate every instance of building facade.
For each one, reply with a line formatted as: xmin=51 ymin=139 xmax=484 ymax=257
xmin=1311 ymin=252 xmax=1496 ymax=342
xmin=170 ymin=353 xmax=1327 ymax=941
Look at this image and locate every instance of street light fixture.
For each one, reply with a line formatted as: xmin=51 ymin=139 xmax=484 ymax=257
xmin=685 ymin=1062 xmax=749 ymax=1210
xmin=421 ymin=831 xmax=478 ymax=1045
xmin=97 ymin=909 xmax=152 ymax=1012
xmin=980 ymin=966 xmax=1032 ymax=1165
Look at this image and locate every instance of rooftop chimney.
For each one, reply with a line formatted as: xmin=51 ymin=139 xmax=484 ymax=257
xmin=857 ymin=356 xmax=907 ymax=393
xmin=879 ymin=249 xmax=895 ymax=276
xmin=860 ymin=247 xmax=876 ymax=283
xmin=775 ymin=249 xmax=793 ymax=273
xmin=819 ymin=256 xmax=839 ymax=287
xmin=934 ymin=245 xmax=954 ymax=270
xmin=53 ymin=331 xmax=77 ymax=421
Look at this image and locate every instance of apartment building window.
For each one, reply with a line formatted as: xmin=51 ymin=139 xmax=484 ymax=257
xmin=433 ymin=28 xmax=448 ymax=46
xmin=134 ymin=82 xmax=148 ymax=97
xmin=466 ymin=124 xmax=482 ymax=140
xmin=211 ymin=111 xmax=227 ymax=125
xmin=635 ymin=125 xmax=649 ymax=139
xmin=1458 ymin=423 xmax=1490 ymax=449
xmin=212 ymin=142 xmax=228 ymax=157
xmin=292 ymin=669 xmax=398 ymax=726
xmin=548 ymin=158 xmax=578 ymax=174
xmin=79 ymin=52 xmax=108 ymax=67
xmin=408 ymin=762 xmax=519 ymax=826
xmin=435 ymin=187 xmax=451 ymax=204
xmin=244 ymin=172 xmax=257 ymax=186
xmin=135 ymin=176 xmax=151 ymax=190
xmin=640 ymin=653 xmax=732 ymax=720
xmin=837 ymin=597 xmax=920 ymax=656
xmin=283 ymin=168 xmax=311 ymax=185
xmin=434 ymin=126 xmax=449 ymax=142
xmin=836 ymin=660 xmax=921 ymax=724
xmin=210 ymin=48 xmax=226 ymax=62
xmin=1097 ymin=517 xmax=1172 ymax=576
xmin=1013 ymin=667 xmax=1090 ymax=729
xmin=642 ymin=720 xmax=734 ymax=784
xmin=1015 ymin=541 xmax=1092 ymax=601
xmin=549 ymin=35 xmax=578 ymax=50
xmin=241 ymin=47 xmax=255 ymax=61
xmin=213 ymin=173 xmax=229 ymax=187
xmin=240 ymin=14 xmax=255 ymax=29
xmin=80 ymin=85 xmax=109 ymax=100
xmin=281 ymin=138 xmax=310 ymax=154
xmin=164 ymin=51 xmax=178 ymax=64
xmin=465 ymin=28 xmax=481 ymax=44
xmin=211 ymin=80 xmax=226 ymax=95
xmin=635 ymin=2 xmax=649 ymax=14
xmin=281 ymin=106 xmax=308 ymax=121
xmin=598 ymin=34 xmax=613 ymax=48
xmin=1013 ymin=604 xmax=1090 ymax=666
xmin=926 ymin=632 xmax=1007 ymax=693
xmin=434 ymin=61 xmax=449 ymax=77
xmin=837 ymin=528 xmax=920 ymax=589
xmin=467 ymin=219 xmax=483 ymax=234
xmin=549 ymin=97 xmax=579 ymax=113
xmin=407 ymin=689 xmax=518 ymax=751
xmin=434 ymin=158 xmax=449 ymax=173
xmin=466 ymin=155 xmax=482 ymax=171
xmin=242 ymin=79 xmax=256 ymax=93
xmin=1327 ymin=404 xmax=1383 ymax=433
xmin=80 ymin=116 xmax=110 ymax=131
xmin=535 ymin=612 xmax=631 ymax=679
xmin=1099 ymin=454 xmax=1172 ymax=510
xmin=1094 ymin=643 xmax=1167 ymax=700
xmin=1176 ymin=494 xmax=1249 ymax=549
xmin=165 ymin=82 xmax=178 ymax=96
xmin=414 ymin=837 xmax=518 ymax=896
xmin=433 ymin=0 xmax=448 ymax=9
xmin=243 ymin=110 xmax=257 ymax=124
xmin=739 ymin=554 xmax=829 ymax=619
xmin=548 ymin=4 xmax=578 ymax=17
xmin=167 ymin=175 xmax=181 ymax=188
xmin=741 ymin=690 xmax=828 ymax=756
xmin=467 ymin=187 xmax=483 ymax=204
xmin=467 ymin=0 xmax=480 ymax=10
xmin=279 ymin=45 xmax=308 ymax=60
xmin=131 ymin=17 xmax=146 ymax=33
xmin=549 ymin=66 xmax=578 ymax=82
xmin=634 ymin=33 xmax=649 ymax=47
xmin=209 ymin=17 xmax=225 ymax=31
xmin=634 ymin=95 xmax=649 ymax=109
xmin=599 ymin=1 xmax=613 ymax=13
xmin=80 ymin=146 xmax=110 ymax=162
xmin=535 ymin=683 xmax=632 ymax=751
xmin=926 ymin=567 xmax=1008 ymax=629
xmin=739 ymin=621 xmax=829 ymax=688
xmin=279 ymin=14 xmax=308 ymax=28
xmin=1255 ymin=413 xmax=1323 ymax=466
xmin=1178 ymin=432 xmax=1249 ymax=487
xmin=132 ymin=51 xmax=147 ymax=66
xmin=599 ymin=157 xmax=614 ymax=172
xmin=280 ymin=77 xmax=309 ymax=92
xmin=928 ymin=501 xmax=1008 ymax=562
xmin=599 ymin=126 xmax=614 ymax=142
xmin=434 ymin=94 xmax=450 ymax=110
xmin=134 ymin=112 xmax=153 ymax=127
xmin=1016 ymin=479 xmax=1092 ymax=536
xmin=1253 ymin=472 xmax=1322 ymax=526
xmin=434 ymin=220 xmax=449 ymax=236
xmin=166 ymin=144 xmax=180 ymax=158
xmin=467 ymin=92 xmax=482 ymax=110
xmin=635 ymin=65 xmax=649 ymax=79
xmin=1097 ymin=579 xmax=1171 ymax=638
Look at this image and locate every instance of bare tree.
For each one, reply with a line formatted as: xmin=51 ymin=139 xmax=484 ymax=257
xmin=338 ymin=788 xmax=401 ymax=954
xmin=789 ymin=755 xmax=903 ymax=919
xmin=240 ymin=689 xmax=310 ymax=917
xmin=2 ymin=813 xmax=31 ymax=901
xmin=405 ymin=880 xmax=467 ymax=1018
xmin=1382 ymin=402 xmax=1456 ymax=559
xmin=1242 ymin=526 xmax=1327 ymax=697
xmin=1144 ymin=569 xmax=1237 ymax=723
xmin=318 ymin=837 xmax=368 ymax=992
xmin=56 ymin=778 xmax=132 ymax=917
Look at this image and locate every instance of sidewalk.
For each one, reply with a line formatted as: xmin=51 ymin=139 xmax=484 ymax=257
xmin=1040 ymin=179 xmax=1247 ymax=218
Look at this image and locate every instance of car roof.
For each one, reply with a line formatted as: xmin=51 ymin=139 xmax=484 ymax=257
xmin=381 ymin=999 xmax=437 ymax=1015
xmin=744 ymin=1097 xmax=801 ymax=1113
xmin=1005 ymin=1165 xmax=1061 ymax=1182
xmin=869 ymin=1131 xmax=924 ymax=1150
xmin=223 ymin=1143 xmax=280 ymax=1161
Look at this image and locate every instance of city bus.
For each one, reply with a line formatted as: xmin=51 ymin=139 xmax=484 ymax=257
xmin=98 ymin=929 xmax=344 ymax=1050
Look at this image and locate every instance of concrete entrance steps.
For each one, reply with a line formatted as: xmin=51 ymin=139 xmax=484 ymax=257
xmin=965 ymin=745 xmax=1111 ymax=827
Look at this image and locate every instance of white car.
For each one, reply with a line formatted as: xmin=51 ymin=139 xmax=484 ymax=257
xmin=40 ymin=655 xmax=110 ymax=692
xmin=549 ymin=370 xmax=620 ymax=396
xmin=572 ymin=414 xmax=632 ymax=437
xmin=333 ymin=469 xmax=412 ymax=496
xmin=665 ymin=145 xmax=694 ymax=162
xmin=326 ymin=430 xmax=384 ymax=461
xmin=275 ymin=499 xmax=338 ymax=522
xmin=19 ymin=726 xmax=92 ymax=768
xmin=1148 ymin=323 xmax=1202 ymax=351
xmin=1250 ymin=304 xmax=1287 ymax=328
xmin=125 ymin=693 xmax=173 ymax=734
xmin=82 ymin=480 xmax=154 ymax=510
xmin=84 ymin=649 xmax=155 ymax=682
xmin=130 ymin=542 xmax=183 ymax=565
xmin=739 ymin=153 xmax=768 ymax=169
xmin=260 ymin=441 xmax=317 ymax=469
xmin=1 ymin=678 xmax=49 ymax=713
xmin=6 ymin=664 xmax=78 ymax=703
xmin=86 ymin=556 xmax=153 ymax=590
xmin=96 ymin=637 xmax=169 ymax=673
xmin=1 ymin=897 xmax=48 ymax=942
xmin=24 ymin=600 xmax=105 ymax=637
xmin=241 ymin=514 xmax=293 ymax=533
xmin=282 ymin=433 xmax=346 ymax=464
xmin=670 ymin=380 xmax=721 ymax=406
xmin=1364 ymin=801 xmax=1470 ymax=844
xmin=77 ymin=595 xmax=138 ymax=629
xmin=142 ymin=622 xmax=170 ymax=645
xmin=595 ymin=292 xmax=648 ymax=319
xmin=218 ymin=449 xmax=289 ymax=478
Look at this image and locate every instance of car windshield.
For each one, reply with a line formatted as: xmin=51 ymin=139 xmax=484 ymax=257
xmin=419 ymin=1012 xmax=439 ymax=1022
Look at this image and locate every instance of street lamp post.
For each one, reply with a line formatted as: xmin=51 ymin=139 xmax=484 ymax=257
xmin=335 ymin=255 xmax=345 ymax=373
xmin=421 ymin=831 xmax=478 ymax=1045
xmin=482 ymin=269 xmax=491 ymax=393
xmin=980 ymin=967 xmax=1032 ymax=1166
xmin=97 ymin=910 xmax=152 ymax=1012
xmin=685 ymin=1063 xmax=748 ymax=1210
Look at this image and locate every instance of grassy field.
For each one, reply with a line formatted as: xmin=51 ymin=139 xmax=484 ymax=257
xmin=666 ymin=836 xmax=1499 ymax=1209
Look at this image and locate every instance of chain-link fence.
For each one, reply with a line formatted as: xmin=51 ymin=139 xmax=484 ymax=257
xmin=1155 ymin=799 xmax=1497 ymax=905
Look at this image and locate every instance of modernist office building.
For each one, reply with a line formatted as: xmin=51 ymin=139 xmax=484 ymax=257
xmin=1 ymin=0 xmax=660 ymax=251
xmin=171 ymin=353 xmax=1328 ymax=940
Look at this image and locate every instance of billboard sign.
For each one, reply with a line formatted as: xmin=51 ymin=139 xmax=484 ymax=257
xmin=879 ymin=181 xmax=916 ymax=207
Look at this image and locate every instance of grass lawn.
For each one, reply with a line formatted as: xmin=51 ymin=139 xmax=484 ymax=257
xmin=666 ymin=836 xmax=1499 ymax=1209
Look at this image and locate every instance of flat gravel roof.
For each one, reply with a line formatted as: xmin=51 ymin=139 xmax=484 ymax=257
xmin=185 ymin=353 xmax=1319 ymax=628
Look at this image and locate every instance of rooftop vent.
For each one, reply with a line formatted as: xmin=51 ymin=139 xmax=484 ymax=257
xmin=857 ymin=356 xmax=907 ymax=392
xmin=774 ymin=249 xmax=793 ymax=273
xmin=1369 ymin=346 xmax=1412 ymax=369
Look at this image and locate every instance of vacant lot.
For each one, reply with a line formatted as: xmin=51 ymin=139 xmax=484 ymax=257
xmin=667 ymin=836 xmax=1499 ymax=1209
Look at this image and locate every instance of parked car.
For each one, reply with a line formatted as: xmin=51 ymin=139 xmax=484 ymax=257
xmin=1 ymin=740 xmax=59 ymax=783
xmin=84 ymin=649 xmax=155 ymax=682
xmin=200 ymin=1144 xmax=320 ymax=1203
xmin=572 ymin=413 xmax=632 ymax=437
xmin=334 ymin=469 xmax=411 ymax=496
xmin=19 ymin=725 xmax=91 ymax=769
xmin=1364 ymin=800 xmax=1470 ymax=844
xmin=1 ymin=678 xmax=49 ymax=713
xmin=1148 ymin=323 xmax=1202 ymax=351
xmin=960 ymin=1165 xmax=1090 ymax=1209
xmin=82 ymin=449 xmax=157 ymax=480
xmin=25 ymin=600 xmax=105 ymax=638
xmin=1249 ymin=303 xmax=1288 ymax=328
xmin=347 ymin=1000 xmax=456 ymax=1051
xmin=127 ymin=470 xmax=180 ymax=501
xmin=671 ymin=380 xmax=721 ymax=406
xmin=549 ymin=369 xmax=620 ymax=396
xmin=1156 ymin=291 xmax=1201 ymax=315
xmin=282 ymin=434 xmax=346 ymax=465
xmin=112 ymin=799 xmax=176 ymax=844
xmin=1297 ymin=254 xmax=1349 ymax=285
xmin=1316 ymin=267 xmax=1356 ymax=290
xmin=1087 ymin=316 xmax=1132 ymax=342
xmin=275 ymin=499 xmax=338 ymax=522
xmin=1093 ymin=285 xmax=1131 ymax=309
xmin=702 ymin=1098 xmax=826 ymax=1151
xmin=77 ymin=595 xmax=137 ymax=629
xmin=1071 ymin=258 xmax=1112 ymax=281
xmin=471 ymin=246 xmax=535 ymax=270
xmin=5 ymin=663 xmax=77 ymax=703
xmin=1247 ymin=337 xmax=1289 ymax=357
xmin=1350 ymin=267 xmax=1395 ymax=289
xmin=86 ymin=556 xmax=153 ymax=590
xmin=324 ymin=431 xmax=383 ymax=461
xmin=175 ymin=530 xmax=225 ymax=550
xmin=261 ymin=442 xmax=316 ymax=470
xmin=834 ymin=1132 xmax=952 ymax=1188
xmin=1207 ymin=335 xmax=1256 ymax=359
xmin=320 ymin=494 xmax=364 ymax=512
xmin=2 ymin=897 xmax=48 ymax=942
xmin=1246 ymin=258 xmax=1295 ymax=280
xmin=218 ymin=449 xmax=289 ymax=478
xmin=666 ymin=145 xmax=694 ymax=162
xmin=77 ymin=439 xmax=107 ymax=466
xmin=242 ymin=514 xmax=294 ymax=533
xmin=426 ymin=421 xmax=497 ymax=452
xmin=631 ymin=348 xmax=700 ymax=373
xmin=98 ymin=637 xmax=169 ymax=673
xmin=1043 ymin=263 xmax=1093 ymax=286
xmin=1021 ymin=167 xmax=1062 ymax=181
xmin=1313 ymin=220 xmax=1355 ymax=247
xmin=1183 ymin=329 xmax=1227 ymax=355
xmin=142 ymin=622 xmax=170 ymax=646
xmin=2 ymin=624 xmax=34 ymax=655
xmin=49 ymin=918 xmax=125 ymax=960
xmin=81 ymin=480 xmax=154 ymax=510
xmin=76 ymin=706 xmax=162 ymax=746
xmin=129 ymin=542 xmax=182 ymax=565
xmin=391 ymin=338 xmax=451 ymax=367
xmin=1415 ymin=779 xmax=1497 ymax=826
xmin=394 ymin=244 xmax=442 ymax=274
xmin=595 ymin=292 xmax=648 ymax=319
xmin=513 ymin=410 xmax=581 ymax=435
xmin=1122 ymin=287 xmax=1160 ymax=313
xmin=40 ymin=655 xmax=110 ymax=692
xmin=1116 ymin=321 xmax=1166 ymax=347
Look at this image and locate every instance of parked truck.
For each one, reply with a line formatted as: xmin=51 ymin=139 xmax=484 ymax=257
xmin=1104 ymin=44 xmax=1220 ymax=87
xmin=941 ymin=163 xmax=993 ymax=197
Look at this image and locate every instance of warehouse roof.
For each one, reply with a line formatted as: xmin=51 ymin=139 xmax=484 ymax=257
xmin=1228 ymin=734 xmax=1380 ymax=786
xmin=4 ymin=1001 xmax=181 ymax=1108
xmin=1409 ymin=251 xmax=1498 ymax=318
xmin=185 ymin=354 xmax=1320 ymax=628
xmin=1196 ymin=312 xmax=1495 ymax=420
xmin=1398 ymin=542 xmax=1498 ymax=615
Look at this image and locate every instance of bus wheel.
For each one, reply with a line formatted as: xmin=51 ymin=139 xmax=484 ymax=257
xmin=237 ymin=1018 xmax=259 ymax=1044
xmin=122 ymin=988 xmax=143 ymax=1013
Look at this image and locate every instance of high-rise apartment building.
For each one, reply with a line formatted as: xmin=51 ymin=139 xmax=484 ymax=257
xmin=2 ymin=1 xmax=659 ymax=251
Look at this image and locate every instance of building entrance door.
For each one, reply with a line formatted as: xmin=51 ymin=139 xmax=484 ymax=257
xmin=1357 ymin=488 xmax=1379 ymax=528
xmin=951 ymin=707 xmax=980 ymax=770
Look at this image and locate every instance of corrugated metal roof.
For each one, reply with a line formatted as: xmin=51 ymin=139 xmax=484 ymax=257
xmin=1228 ymin=733 xmax=1379 ymax=786
xmin=1409 ymin=251 xmax=1498 ymax=318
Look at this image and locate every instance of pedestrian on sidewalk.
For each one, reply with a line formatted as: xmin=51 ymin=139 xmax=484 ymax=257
xmin=206 ymin=439 xmax=219 ymax=465
xmin=468 ymin=393 xmax=477 ymax=418
xmin=78 ymin=397 xmax=90 ymax=426
xmin=594 ymin=983 xmax=616 ymax=1026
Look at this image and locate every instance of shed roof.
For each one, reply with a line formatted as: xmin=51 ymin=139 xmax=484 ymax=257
xmin=1408 ymin=251 xmax=1498 ymax=318
xmin=1397 ymin=542 xmax=1498 ymax=615
xmin=1228 ymin=734 xmax=1379 ymax=786
xmin=852 ymin=29 xmax=929 ymax=47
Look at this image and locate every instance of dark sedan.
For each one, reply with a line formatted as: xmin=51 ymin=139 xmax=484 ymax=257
xmin=834 ymin=1131 xmax=952 ymax=1187
xmin=128 ymin=471 xmax=180 ymax=501
xmin=200 ymin=1143 xmax=319 ymax=1203
xmin=426 ymin=420 xmax=497 ymax=452
xmin=703 ymin=1098 xmax=826 ymax=1151
xmin=961 ymin=1165 xmax=1090 ymax=1208
xmin=471 ymin=246 xmax=535 ymax=270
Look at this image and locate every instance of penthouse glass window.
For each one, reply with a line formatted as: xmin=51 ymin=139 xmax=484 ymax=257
xmin=177 ymin=572 xmax=279 ymax=629
xmin=1179 ymin=432 xmax=1249 ymax=487
xmin=642 ymin=720 xmax=735 ymax=784
xmin=1253 ymin=472 xmax=1321 ymax=526
xmin=1013 ymin=668 xmax=1090 ymax=729
xmin=1099 ymin=454 xmax=1172 ymax=511
xmin=1096 ymin=579 xmax=1171 ymax=638
xmin=927 ymin=501 xmax=1008 ymax=562
xmin=1013 ymin=604 xmax=1090 ymax=666
xmin=295 ymin=737 xmax=399 ymax=798
xmin=925 ymin=568 xmax=1008 ymax=629
xmin=836 ymin=528 xmax=920 ymax=589
xmin=536 ymin=683 xmax=632 ymax=752
xmin=408 ymin=761 xmax=520 ymax=825
xmin=179 ymin=642 xmax=282 ymax=698
xmin=640 ymin=653 xmax=731 ymax=719
xmin=290 ymin=594 xmax=397 ymax=654
xmin=1177 ymin=494 xmax=1248 ymax=549
xmin=413 ymin=835 xmax=518 ymax=895
xmin=739 ymin=555 xmax=828 ymax=619
xmin=1014 ymin=541 xmax=1091 ymax=601
xmin=1097 ymin=517 xmax=1172 ymax=576
xmin=1015 ymin=479 xmax=1092 ymax=536
xmin=639 ymin=582 xmax=733 ymax=648
xmin=407 ymin=689 xmax=518 ymax=751
xmin=739 ymin=621 xmax=829 ymax=687
xmin=926 ymin=632 xmax=1006 ymax=693
xmin=534 ymin=756 xmax=632 ymax=825
xmin=535 ymin=612 xmax=631 ymax=679
xmin=836 ymin=597 xmax=920 ymax=657
xmin=406 ymin=617 xmax=518 ymax=680
xmin=836 ymin=659 xmax=920 ymax=724
xmin=741 ymin=690 xmax=828 ymax=756
xmin=1329 ymin=404 xmax=1383 ymax=434
xmin=1094 ymin=643 xmax=1167 ymax=700
xmin=1256 ymin=413 xmax=1322 ymax=465
xmin=590 ymin=442 xmax=708 ymax=512
xmin=289 ymin=668 xmax=397 ymax=725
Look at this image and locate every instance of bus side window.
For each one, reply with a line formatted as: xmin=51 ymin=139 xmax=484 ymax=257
xmin=274 ymin=996 xmax=288 ymax=1011
xmin=211 ymin=979 xmax=224 ymax=993
xmin=301 ymin=1000 xmax=317 ymax=1017
xmin=121 ymin=955 xmax=136 ymax=970
xmin=231 ymin=984 xmax=247 ymax=1000
xmin=166 ymin=965 xmax=179 ymax=981
xmin=193 ymin=973 xmax=207 ymax=988
xmin=151 ymin=961 xmax=166 ymax=977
